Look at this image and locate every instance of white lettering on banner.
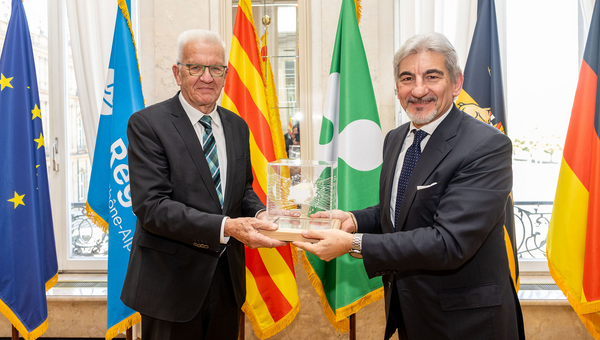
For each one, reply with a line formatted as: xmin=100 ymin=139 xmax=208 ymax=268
xmin=110 ymin=139 xmax=132 ymax=207
xmin=113 ymin=163 xmax=129 ymax=185
xmin=110 ymin=139 xmax=127 ymax=167
xmin=118 ymin=184 xmax=132 ymax=207
xmin=108 ymin=188 xmax=134 ymax=252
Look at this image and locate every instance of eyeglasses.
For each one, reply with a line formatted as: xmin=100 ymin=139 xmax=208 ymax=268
xmin=178 ymin=63 xmax=228 ymax=77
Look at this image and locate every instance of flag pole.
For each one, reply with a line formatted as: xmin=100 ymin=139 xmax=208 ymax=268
xmin=126 ymin=328 xmax=132 ymax=340
xmin=238 ymin=313 xmax=245 ymax=340
xmin=349 ymin=314 xmax=356 ymax=340
xmin=12 ymin=325 xmax=18 ymax=340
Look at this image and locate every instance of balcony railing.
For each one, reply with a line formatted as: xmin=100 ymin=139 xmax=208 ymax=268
xmin=70 ymin=202 xmax=108 ymax=257
xmin=514 ymin=201 xmax=552 ymax=260
xmin=68 ymin=201 xmax=553 ymax=261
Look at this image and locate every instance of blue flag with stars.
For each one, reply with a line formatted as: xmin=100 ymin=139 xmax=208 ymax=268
xmin=85 ymin=1 xmax=143 ymax=338
xmin=0 ymin=0 xmax=59 ymax=339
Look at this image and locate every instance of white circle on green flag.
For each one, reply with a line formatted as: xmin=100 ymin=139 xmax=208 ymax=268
xmin=338 ymin=119 xmax=383 ymax=171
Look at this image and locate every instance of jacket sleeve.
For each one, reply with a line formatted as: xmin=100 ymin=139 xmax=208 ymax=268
xmin=127 ymin=111 xmax=225 ymax=253
xmin=361 ymin=132 xmax=512 ymax=277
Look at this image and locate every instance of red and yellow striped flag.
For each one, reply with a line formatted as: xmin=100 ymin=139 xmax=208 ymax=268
xmin=547 ymin=1 xmax=600 ymax=338
xmin=222 ymin=1 xmax=300 ymax=338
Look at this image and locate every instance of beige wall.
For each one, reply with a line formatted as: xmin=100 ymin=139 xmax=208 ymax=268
xmin=139 ymin=0 xmax=397 ymax=154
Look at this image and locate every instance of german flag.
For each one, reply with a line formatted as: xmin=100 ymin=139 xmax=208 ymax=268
xmin=547 ymin=1 xmax=600 ymax=337
xmin=456 ymin=0 xmax=519 ymax=292
xmin=222 ymin=0 xmax=300 ymax=338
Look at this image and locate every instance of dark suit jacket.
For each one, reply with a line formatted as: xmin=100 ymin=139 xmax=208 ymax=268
xmin=120 ymin=93 xmax=264 ymax=322
xmin=353 ymin=105 xmax=524 ymax=340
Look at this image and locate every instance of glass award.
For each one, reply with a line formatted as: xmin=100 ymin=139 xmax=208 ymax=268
xmin=262 ymin=159 xmax=339 ymax=242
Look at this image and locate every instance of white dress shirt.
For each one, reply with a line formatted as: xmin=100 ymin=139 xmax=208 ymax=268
xmin=389 ymin=105 xmax=453 ymax=228
xmin=178 ymin=93 xmax=230 ymax=244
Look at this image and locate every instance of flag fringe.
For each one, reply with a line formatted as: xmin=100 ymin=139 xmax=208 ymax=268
xmin=334 ymin=286 xmax=384 ymax=323
xmin=105 ymin=312 xmax=141 ymax=340
xmin=242 ymin=298 xmax=301 ymax=339
xmin=291 ymin=244 xmax=299 ymax=266
xmin=86 ymin=201 xmax=109 ymax=233
xmin=45 ymin=272 xmax=59 ymax=292
xmin=354 ymin=0 xmax=362 ymax=24
xmin=548 ymin=258 xmax=600 ymax=339
xmin=301 ymin=252 xmax=350 ymax=333
xmin=0 ymin=298 xmax=48 ymax=340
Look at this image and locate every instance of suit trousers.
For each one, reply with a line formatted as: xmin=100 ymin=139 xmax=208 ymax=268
xmin=141 ymin=251 xmax=240 ymax=340
xmin=387 ymin=281 xmax=409 ymax=340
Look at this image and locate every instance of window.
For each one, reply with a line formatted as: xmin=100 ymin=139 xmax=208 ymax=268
xmin=393 ymin=0 xmax=583 ymax=272
xmin=232 ymin=0 xmax=301 ymax=158
xmin=0 ymin=0 xmax=108 ymax=270
xmin=506 ymin=0 xmax=580 ymax=271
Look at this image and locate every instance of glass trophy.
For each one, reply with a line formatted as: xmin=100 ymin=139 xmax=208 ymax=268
xmin=262 ymin=159 xmax=339 ymax=242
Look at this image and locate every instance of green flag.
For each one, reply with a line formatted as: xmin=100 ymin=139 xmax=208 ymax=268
xmin=302 ymin=0 xmax=384 ymax=332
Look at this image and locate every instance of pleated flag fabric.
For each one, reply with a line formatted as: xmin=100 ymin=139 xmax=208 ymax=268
xmin=85 ymin=1 xmax=143 ymax=338
xmin=0 ymin=1 xmax=58 ymax=338
xmin=222 ymin=0 xmax=300 ymax=338
xmin=547 ymin=0 xmax=600 ymax=337
xmin=304 ymin=0 xmax=384 ymax=332
xmin=456 ymin=0 xmax=520 ymax=291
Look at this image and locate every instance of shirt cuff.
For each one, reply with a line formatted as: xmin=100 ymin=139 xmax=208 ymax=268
xmin=220 ymin=217 xmax=230 ymax=244
xmin=255 ymin=209 xmax=266 ymax=218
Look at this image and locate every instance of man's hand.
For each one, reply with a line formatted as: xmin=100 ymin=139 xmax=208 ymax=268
xmin=292 ymin=229 xmax=353 ymax=261
xmin=224 ymin=217 xmax=287 ymax=249
xmin=310 ymin=209 xmax=356 ymax=233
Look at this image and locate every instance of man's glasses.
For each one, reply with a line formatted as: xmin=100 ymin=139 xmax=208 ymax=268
xmin=178 ymin=63 xmax=228 ymax=77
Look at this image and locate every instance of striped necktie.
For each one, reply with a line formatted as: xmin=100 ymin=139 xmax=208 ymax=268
xmin=199 ymin=115 xmax=223 ymax=206
xmin=394 ymin=129 xmax=427 ymax=230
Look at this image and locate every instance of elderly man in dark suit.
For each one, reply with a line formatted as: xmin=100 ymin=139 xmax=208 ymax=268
xmin=121 ymin=29 xmax=285 ymax=340
xmin=294 ymin=32 xmax=525 ymax=340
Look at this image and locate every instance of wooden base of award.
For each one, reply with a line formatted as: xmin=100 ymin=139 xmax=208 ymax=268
xmin=259 ymin=217 xmax=341 ymax=243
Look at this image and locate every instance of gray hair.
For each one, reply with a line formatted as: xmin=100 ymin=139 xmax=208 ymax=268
xmin=393 ymin=32 xmax=461 ymax=83
xmin=175 ymin=29 xmax=227 ymax=64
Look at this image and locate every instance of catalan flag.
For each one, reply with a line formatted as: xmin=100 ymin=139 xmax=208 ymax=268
xmin=547 ymin=0 xmax=600 ymax=337
xmin=306 ymin=0 xmax=384 ymax=332
xmin=221 ymin=0 xmax=300 ymax=338
xmin=456 ymin=0 xmax=520 ymax=291
xmin=0 ymin=0 xmax=58 ymax=339
xmin=85 ymin=1 xmax=143 ymax=338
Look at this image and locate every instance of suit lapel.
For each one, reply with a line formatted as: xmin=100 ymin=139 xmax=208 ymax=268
xmin=381 ymin=124 xmax=410 ymax=233
xmin=169 ymin=94 xmax=222 ymax=209
xmin=395 ymin=106 xmax=461 ymax=230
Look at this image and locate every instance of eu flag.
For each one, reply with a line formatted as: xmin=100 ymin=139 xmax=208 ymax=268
xmin=85 ymin=0 xmax=143 ymax=338
xmin=0 ymin=0 xmax=59 ymax=339
xmin=456 ymin=0 xmax=519 ymax=291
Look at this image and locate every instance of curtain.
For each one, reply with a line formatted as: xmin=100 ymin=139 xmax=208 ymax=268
xmin=65 ymin=1 xmax=116 ymax=161
xmin=397 ymin=0 xmax=477 ymax=70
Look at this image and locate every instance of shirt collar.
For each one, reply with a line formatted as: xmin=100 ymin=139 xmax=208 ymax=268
xmin=178 ymin=92 xmax=221 ymax=128
xmin=409 ymin=104 xmax=453 ymax=135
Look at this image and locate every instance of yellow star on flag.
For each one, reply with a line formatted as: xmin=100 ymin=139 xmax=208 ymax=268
xmin=31 ymin=104 xmax=42 ymax=120
xmin=0 ymin=73 xmax=13 ymax=91
xmin=34 ymin=133 xmax=45 ymax=149
xmin=8 ymin=191 xmax=25 ymax=209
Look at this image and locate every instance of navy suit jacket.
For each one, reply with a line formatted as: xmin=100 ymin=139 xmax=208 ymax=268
xmin=120 ymin=93 xmax=264 ymax=322
xmin=353 ymin=105 xmax=524 ymax=339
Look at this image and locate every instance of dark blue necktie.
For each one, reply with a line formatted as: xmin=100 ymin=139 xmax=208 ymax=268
xmin=199 ymin=115 xmax=223 ymax=206
xmin=394 ymin=129 xmax=427 ymax=230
